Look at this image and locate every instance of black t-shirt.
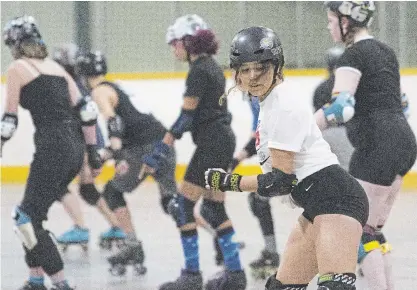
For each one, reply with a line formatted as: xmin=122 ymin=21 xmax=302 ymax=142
xmin=99 ymin=81 xmax=166 ymax=147
xmin=336 ymin=38 xmax=402 ymax=116
xmin=336 ymin=38 xmax=404 ymax=147
xmin=313 ymin=75 xmax=335 ymax=111
xmin=184 ymin=56 xmax=232 ymax=143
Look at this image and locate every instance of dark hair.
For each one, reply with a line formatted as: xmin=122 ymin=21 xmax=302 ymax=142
xmin=184 ymin=29 xmax=219 ymax=55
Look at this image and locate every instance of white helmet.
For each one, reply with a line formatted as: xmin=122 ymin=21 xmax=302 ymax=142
xmin=166 ymin=14 xmax=209 ymax=44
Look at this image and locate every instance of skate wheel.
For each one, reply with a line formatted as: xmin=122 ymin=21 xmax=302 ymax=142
xmin=358 ymin=268 xmax=364 ymax=277
xmin=133 ymin=264 xmax=147 ymax=276
xmin=109 ymin=264 xmax=127 ymax=276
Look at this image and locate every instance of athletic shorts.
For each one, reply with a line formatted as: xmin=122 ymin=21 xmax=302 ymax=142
xmin=292 ymin=164 xmax=369 ymax=227
xmin=184 ymin=124 xmax=236 ymax=188
xmin=348 ymin=113 xmax=416 ymax=186
xmin=110 ymin=142 xmax=177 ymax=197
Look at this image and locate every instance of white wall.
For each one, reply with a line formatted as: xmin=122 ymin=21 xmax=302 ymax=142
xmin=1 ymin=75 xmax=417 ymax=170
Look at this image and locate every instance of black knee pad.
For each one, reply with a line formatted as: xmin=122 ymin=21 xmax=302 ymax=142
xmin=317 ymin=273 xmax=356 ymax=290
xmin=80 ymin=183 xmax=100 ymax=205
xmin=102 ymin=182 xmax=126 ymax=211
xmin=248 ymin=192 xmax=271 ymax=218
xmin=168 ymin=194 xmax=196 ymax=227
xmin=200 ymin=199 xmax=229 ymax=230
xmin=265 ymin=274 xmax=308 ymax=290
xmin=25 ymin=229 xmax=63 ymax=276
xmin=248 ymin=192 xmax=274 ymax=236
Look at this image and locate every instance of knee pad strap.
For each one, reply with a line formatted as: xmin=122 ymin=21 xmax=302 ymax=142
xmin=200 ymin=199 xmax=228 ymax=229
xmin=80 ymin=183 xmax=100 ymax=206
xmin=102 ymin=182 xmax=126 ymax=211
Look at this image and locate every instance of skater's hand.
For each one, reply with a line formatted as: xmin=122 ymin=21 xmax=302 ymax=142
xmin=141 ymin=141 xmax=170 ymax=177
xmin=205 ymin=168 xmax=242 ymax=192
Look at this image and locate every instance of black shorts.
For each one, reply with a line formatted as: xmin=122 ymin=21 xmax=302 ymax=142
xmin=347 ymin=113 xmax=417 ymax=186
xmin=292 ymin=165 xmax=369 ymax=227
xmin=21 ymin=128 xmax=85 ymax=225
xmin=184 ymin=124 xmax=236 ymax=188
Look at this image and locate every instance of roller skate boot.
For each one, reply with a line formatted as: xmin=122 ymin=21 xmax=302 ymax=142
xmin=19 ymin=281 xmax=47 ymax=290
xmin=56 ymin=225 xmax=89 ymax=252
xmin=159 ymin=269 xmax=203 ymax=290
xmin=50 ymin=281 xmax=74 ymax=290
xmin=99 ymin=226 xmax=126 ymax=250
xmin=249 ymin=250 xmax=280 ymax=280
xmin=205 ymin=269 xmax=247 ymax=290
xmin=108 ymin=241 xmax=147 ymax=276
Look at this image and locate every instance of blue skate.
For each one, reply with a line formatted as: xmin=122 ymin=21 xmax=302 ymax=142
xmin=99 ymin=227 xmax=126 ymax=250
xmin=56 ymin=226 xmax=89 ymax=252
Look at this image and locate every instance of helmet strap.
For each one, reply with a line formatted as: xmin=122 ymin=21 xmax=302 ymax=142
xmin=338 ymin=16 xmax=347 ymax=42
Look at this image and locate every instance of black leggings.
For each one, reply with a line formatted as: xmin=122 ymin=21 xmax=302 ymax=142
xmin=20 ymin=133 xmax=84 ymax=274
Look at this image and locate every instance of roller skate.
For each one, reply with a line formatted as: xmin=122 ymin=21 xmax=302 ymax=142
xmin=108 ymin=241 xmax=147 ymax=276
xmin=159 ymin=269 xmax=203 ymax=290
xmin=50 ymin=281 xmax=74 ymax=290
xmin=99 ymin=226 xmax=126 ymax=250
xmin=205 ymin=269 xmax=247 ymax=290
xmin=56 ymin=226 xmax=89 ymax=253
xmin=249 ymin=250 xmax=280 ymax=280
xmin=19 ymin=281 xmax=47 ymax=290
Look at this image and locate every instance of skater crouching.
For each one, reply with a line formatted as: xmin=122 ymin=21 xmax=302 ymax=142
xmin=76 ymin=51 xmax=178 ymax=276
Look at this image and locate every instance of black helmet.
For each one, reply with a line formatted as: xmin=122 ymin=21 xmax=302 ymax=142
xmin=325 ymin=1 xmax=375 ymax=28
xmin=52 ymin=43 xmax=80 ymax=77
xmin=3 ymin=15 xmax=43 ymax=47
xmin=229 ymin=26 xmax=284 ymax=70
xmin=76 ymin=51 xmax=107 ymax=76
xmin=326 ymin=46 xmax=345 ymax=70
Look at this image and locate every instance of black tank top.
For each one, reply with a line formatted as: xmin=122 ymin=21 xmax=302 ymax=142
xmin=99 ymin=81 xmax=166 ymax=146
xmin=19 ymin=75 xmax=81 ymax=128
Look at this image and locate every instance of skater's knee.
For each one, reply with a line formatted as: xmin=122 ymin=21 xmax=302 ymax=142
xmin=103 ymin=183 xmax=126 ymax=211
xmin=248 ymin=192 xmax=270 ymax=219
xmin=317 ymin=273 xmax=357 ymax=289
xmin=80 ymin=183 xmax=100 ymax=206
xmin=265 ymin=274 xmax=308 ymax=290
xmin=168 ymin=194 xmax=195 ymax=227
xmin=200 ymin=198 xmax=228 ymax=229
xmin=12 ymin=206 xmax=40 ymax=250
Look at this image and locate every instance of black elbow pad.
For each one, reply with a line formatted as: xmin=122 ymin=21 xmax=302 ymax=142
xmin=257 ymin=168 xmax=298 ymax=198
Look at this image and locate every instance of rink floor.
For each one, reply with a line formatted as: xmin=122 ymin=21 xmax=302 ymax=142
xmin=1 ymin=183 xmax=416 ymax=290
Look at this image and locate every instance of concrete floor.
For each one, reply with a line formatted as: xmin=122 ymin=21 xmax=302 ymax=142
xmin=1 ymin=183 xmax=416 ymax=290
